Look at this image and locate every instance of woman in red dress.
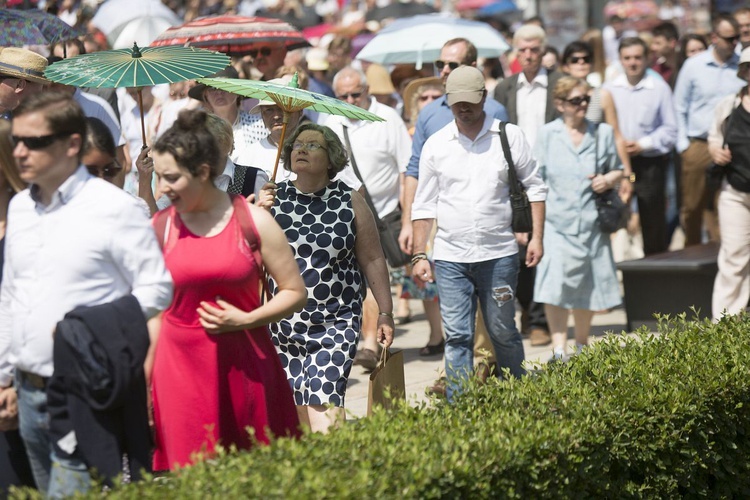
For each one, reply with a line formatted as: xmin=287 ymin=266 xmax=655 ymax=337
xmin=149 ymin=109 xmax=307 ymax=471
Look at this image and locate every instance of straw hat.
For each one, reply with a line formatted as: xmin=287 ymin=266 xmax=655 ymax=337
xmin=305 ymin=47 xmax=329 ymax=72
xmin=0 ymin=47 xmax=50 ymax=85
xmin=365 ymin=63 xmax=395 ymax=95
xmin=402 ymin=76 xmax=442 ymax=120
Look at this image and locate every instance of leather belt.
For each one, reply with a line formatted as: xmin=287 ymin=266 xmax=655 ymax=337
xmin=18 ymin=370 xmax=48 ymax=389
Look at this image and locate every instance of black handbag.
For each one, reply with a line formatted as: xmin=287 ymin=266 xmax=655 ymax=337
xmin=593 ymin=124 xmax=628 ymax=233
xmin=498 ymin=122 xmax=533 ymax=233
xmin=343 ymin=126 xmax=411 ymax=268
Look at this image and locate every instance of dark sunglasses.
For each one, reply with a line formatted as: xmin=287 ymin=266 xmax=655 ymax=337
xmin=719 ymin=34 xmax=740 ymax=44
xmin=565 ymin=95 xmax=591 ymax=106
xmin=336 ymin=91 xmax=363 ymax=100
xmin=86 ymin=161 xmax=122 ymax=179
xmin=435 ymin=60 xmax=461 ymax=71
xmin=248 ymin=47 xmax=273 ymax=58
xmin=11 ymin=132 xmax=72 ymax=150
xmin=419 ymin=93 xmax=442 ymax=101
xmin=567 ymin=56 xmax=592 ymax=64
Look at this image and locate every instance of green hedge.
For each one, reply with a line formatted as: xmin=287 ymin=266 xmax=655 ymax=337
xmin=17 ymin=313 xmax=750 ymax=498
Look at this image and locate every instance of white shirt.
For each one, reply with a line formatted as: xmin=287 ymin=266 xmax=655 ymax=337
xmin=412 ymin=116 xmax=547 ymax=263
xmin=0 ymin=167 xmax=173 ymax=385
xmin=74 ymin=88 xmax=125 ymax=147
xmin=515 ymin=70 xmax=548 ymax=148
xmin=230 ymin=111 xmax=269 ymax=165
xmin=322 ymin=98 xmax=411 ymax=217
xmin=215 ymin=158 xmax=236 ymax=192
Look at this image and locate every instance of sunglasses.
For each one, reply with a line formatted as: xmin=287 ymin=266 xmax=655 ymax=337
xmin=719 ymin=34 xmax=740 ymax=44
xmin=419 ymin=93 xmax=442 ymax=101
xmin=567 ymin=56 xmax=592 ymax=64
xmin=336 ymin=91 xmax=363 ymax=100
xmin=292 ymin=142 xmax=326 ymax=152
xmin=11 ymin=132 xmax=72 ymax=150
xmin=248 ymin=47 xmax=273 ymax=58
xmin=86 ymin=161 xmax=122 ymax=179
xmin=435 ymin=60 xmax=460 ymax=71
xmin=565 ymin=95 xmax=591 ymax=106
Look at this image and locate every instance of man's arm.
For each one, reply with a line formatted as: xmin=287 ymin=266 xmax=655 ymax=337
xmin=635 ymin=84 xmax=678 ymax=155
xmin=399 ymin=176 xmax=419 ymax=254
xmin=672 ymin=65 xmax=691 ymax=153
xmin=526 ymin=201 xmax=545 ymax=267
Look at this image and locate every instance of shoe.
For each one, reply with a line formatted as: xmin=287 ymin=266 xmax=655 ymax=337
xmin=426 ymin=377 xmax=446 ymax=397
xmin=475 ymin=361 xmax=493 ymax=384
xmin=394 ymin=314 xmax=412 ymax=325
xmin=418 ymin=340 xmax=445 ymax=356
xmin=353 ymin=348 xmax=379 ymax=372
xmin=529 ymin=328 xmax=551 ymax=346
xmin=547 ymin=349 xmax=569 ymax=364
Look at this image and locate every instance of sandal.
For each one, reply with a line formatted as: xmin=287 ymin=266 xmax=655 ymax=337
xmin=394 ymin=314 xmax=412 ymax=325
xmin=419 ymin=340 xmax=445 ymax=356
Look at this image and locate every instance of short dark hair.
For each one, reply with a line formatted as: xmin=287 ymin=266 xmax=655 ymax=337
xmin=713 ymin=13 xmax=740 ymax=33
xmin=442 ymin=38 xmax=478 ymax=65
xmin=652 ymin=22 xmax=679 ymax=41
xmin=14 ymin=91 xmax=87 ymax=159
xmin=85 ymin=117 xmax=116 ymax=158
xmin=153 ymin=109 xmax=222 ymax=179
xmin=562 ymin=40 xmax=593 ymax=64
xmin=281 ymin=123 xmax=348 ymax=180
xmin=619 ymin=36 xmax=649 ymax=56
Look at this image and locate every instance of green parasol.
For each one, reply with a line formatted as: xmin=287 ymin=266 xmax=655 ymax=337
xmin=196 ymin=74 xmax=384 ymax=181
xmin=45 ymin=43 xmax=231 ymax=145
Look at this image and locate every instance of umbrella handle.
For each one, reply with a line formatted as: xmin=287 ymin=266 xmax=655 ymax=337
xmin=137 ymin=88 xmax=147 ymax=147
xmin=271 ymin=112 xmax=290 ymax=183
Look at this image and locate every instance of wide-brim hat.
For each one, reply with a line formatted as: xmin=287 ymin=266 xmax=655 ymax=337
xmin=365 ymin=63 xmax=395 ymax=95
xmin=403 ymin=76 xmax=442 ymax=120
xmin=0 ymin=47 xmax=50 ymax=85
xmin=248 ymin=75 xmax=294 ymax=114
xmin=188 ymin=65 xmax=239 ymax=101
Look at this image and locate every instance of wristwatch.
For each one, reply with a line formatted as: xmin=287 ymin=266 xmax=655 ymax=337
xmin=628 ymin=173 xmax=636 ymax=183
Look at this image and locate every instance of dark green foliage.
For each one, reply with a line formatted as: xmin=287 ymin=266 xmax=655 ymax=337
xmin=20 ymin=314 xmax=750 ymax=498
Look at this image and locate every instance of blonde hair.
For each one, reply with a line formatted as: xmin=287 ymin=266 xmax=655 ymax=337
xmin=553 ymin=76 xmax=591 ymax=101
xmin=409 ymin=82 xmax=444 ymax=125
xmin=0 ymin=120 xmax=25 ymax=193
xmin=513 ymin=24 xmax=547 ymax=47
xmin=204 ymin=112 xmax=234 ymax=165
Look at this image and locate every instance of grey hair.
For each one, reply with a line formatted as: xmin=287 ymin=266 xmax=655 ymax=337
xmin=332 ymin=66 xmax=368 ymax=91
xmin=513 ymin=24 xmax=547 ymax=47
xmin=281 ymin=123 xmax=349 ymax=179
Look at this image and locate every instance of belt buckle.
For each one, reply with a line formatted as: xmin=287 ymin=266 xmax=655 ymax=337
xmin=21 ymin=371 xmax=46 ymax=389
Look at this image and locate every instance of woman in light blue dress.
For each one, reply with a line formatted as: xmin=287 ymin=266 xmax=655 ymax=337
xmin=533 ymin=76 xmax=623 ymax=361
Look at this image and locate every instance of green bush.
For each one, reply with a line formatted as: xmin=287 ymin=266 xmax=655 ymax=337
xmin=18 ymin=314 xmax=750 ymax=498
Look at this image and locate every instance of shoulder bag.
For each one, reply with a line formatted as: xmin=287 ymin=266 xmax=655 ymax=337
xmin=593 ymin=124 xmax=629 ymax=233
xmin=498 ymin=122 xmax=533 ymax=233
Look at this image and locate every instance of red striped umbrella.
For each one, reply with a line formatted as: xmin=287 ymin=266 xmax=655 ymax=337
xmin=150 ymin=15 xmax=310 ymax=56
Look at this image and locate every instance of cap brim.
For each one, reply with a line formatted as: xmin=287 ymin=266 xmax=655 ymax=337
xmin=446 ymin=91 xmax=483 ymax=107
xmin=188 ymin=83 xmax=206 ymax=101
xmin=248 ymin=100 xmax=276 ymax=114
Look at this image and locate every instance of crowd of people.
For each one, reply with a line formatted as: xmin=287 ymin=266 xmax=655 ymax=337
xmin=2 ymin=0 xmax=750 ymax=496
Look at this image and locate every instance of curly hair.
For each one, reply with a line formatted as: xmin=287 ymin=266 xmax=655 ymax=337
xmin=281 ymin=123 xmax=348 ymax=180
xmin=153 ymin=109 xmax=223 ymax=179
xmin=552 ymin=76 xmax=591 ymax=102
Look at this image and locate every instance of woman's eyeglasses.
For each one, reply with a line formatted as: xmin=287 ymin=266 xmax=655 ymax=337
xmin=419 ymin=93 xmax=443 ymax=102
xmin=248 ymin=47 xmax=273 ymax=58
xmin=86 ymin=160 xmax=122 ymax=179
xmin=292 ymin=142 xmax=327 ymax=152
xmin=567 ymin=56 xmax=592 ymax=64
xmin=565 ymin=95 xmax=591 ymax=106
xmin=435 ymin=60 xmax=460 ymax=71
xmin=11 ymin=132 xmax=72 ymax=150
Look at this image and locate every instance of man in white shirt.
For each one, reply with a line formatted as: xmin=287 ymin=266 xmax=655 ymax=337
xmin=0 ymin=92 xmax=173 ymax=497
xmin=324 ymin=66 xmax=412 ymax=371
xmin=412 ymin=67 xmax=546 ymax=401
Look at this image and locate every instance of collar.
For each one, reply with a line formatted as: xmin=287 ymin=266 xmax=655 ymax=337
xmin=448 ymin=113 xmax=494 ymax=141
xmin=611 ymin=72 xmax=655 ymax=90
xmin=704 ymin=46 xmax=740 ymax=67
xmin=30 ymin=164 xmax=89 ymax=208
xmin=220 ymin=158 xmax=235 ymax=179
xmin=517 ymin=68 xmax=548 ymax=88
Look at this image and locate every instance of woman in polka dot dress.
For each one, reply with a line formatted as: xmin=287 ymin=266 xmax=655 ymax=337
xmin=265 ymin=123 xmax=394 ymax=433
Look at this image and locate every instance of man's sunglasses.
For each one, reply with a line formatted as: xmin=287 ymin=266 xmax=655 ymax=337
xmin=435 ymin=60 xmax=461 ymax=71
xmin=86 ymin=161 xmax=122 ymax=179
xmin=11 ymin=132 xmax=72 ymax=150
xmin=719 ymin=34 xmax=740 ymax=44
xmin=248 ymin=47 xmax=273 ymax=58
xmin=567 ymin=56 xmax=592 ymax=64
xmin=336 ymin=91 xmax=363 ymax=100
xmin=565 ymin=95 xmax=591 ymax=106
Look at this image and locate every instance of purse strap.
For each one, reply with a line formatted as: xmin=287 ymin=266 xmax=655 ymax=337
xmin=342 ymin=125 xmax=384 ymax=226
xmin=593 ymin=123 xmax=602 ymax=176
xmin=498 ymin=121 xmax=523 ymax=195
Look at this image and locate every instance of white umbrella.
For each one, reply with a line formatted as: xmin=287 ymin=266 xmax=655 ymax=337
xmin=92 ymin=0 xmax=181 ymax=36
xmin=109 ymin=16 xmax=176 ymax=50
xmin=355 ymin=13 xmax=510 ymax=69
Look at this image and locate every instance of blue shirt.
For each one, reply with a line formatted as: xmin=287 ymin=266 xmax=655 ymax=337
xmin=603 ymin=73 xmax=677 ymax=157
xmin=405 ymin=95 xmax=508 ymax=178
xmin=672 ymin=47 xmax=745 ymax=152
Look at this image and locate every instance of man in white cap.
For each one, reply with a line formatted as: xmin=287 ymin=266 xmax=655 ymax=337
xmin=0 ymin=47 xmax=49 ymax=120
xmin=411 ymin=66 xmax=547 ymax=402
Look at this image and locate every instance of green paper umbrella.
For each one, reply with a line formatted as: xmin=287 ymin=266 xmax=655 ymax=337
xmin=45 ymin=43 xmax=231 ymax=144
xmin=196 ymin=74 xmax=385 ymax=180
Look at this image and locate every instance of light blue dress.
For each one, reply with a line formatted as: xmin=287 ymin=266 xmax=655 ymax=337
xmin=533 ymin=119 xmax=623 ymax=311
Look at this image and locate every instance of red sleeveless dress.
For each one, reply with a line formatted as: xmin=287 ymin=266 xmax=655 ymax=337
xmin=151 ymin=206 xmax=300 ymax=471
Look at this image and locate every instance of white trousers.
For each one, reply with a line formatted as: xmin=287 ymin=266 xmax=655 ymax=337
xmin=713 ymin=182 xmax=750 ymax=319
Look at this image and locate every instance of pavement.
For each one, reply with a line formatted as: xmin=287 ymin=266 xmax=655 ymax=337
xmin=342 ymin=298 xmax=629 ymax=419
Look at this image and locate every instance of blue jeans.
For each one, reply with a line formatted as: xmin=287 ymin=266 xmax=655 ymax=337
xmin=16 ymin=374 xmax=91 ymax=498
xmin=434 ymin=256 xmax=525 ymax=401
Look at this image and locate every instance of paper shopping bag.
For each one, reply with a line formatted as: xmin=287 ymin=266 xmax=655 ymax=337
xmin=367 ymin=348 xmax=405 ymax=416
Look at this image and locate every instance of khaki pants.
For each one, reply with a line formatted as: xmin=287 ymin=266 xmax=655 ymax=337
xmin=712 ymin=183 xmax=750 ymax=319
xmin=680 ymin=140 xmax=720 ymax=246
xmin=473 ymin=308 xmax=496 ymax=365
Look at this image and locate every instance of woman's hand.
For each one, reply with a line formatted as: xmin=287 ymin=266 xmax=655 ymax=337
xmin=136 ymin=146 xmax=154 ymax=177
xmin=588 ymin=173 xmax=612 ymax=194
xmin=197 ymin=299 xmax=251 ymax=333
xmin=710 ymin=145 xmax=732 ymax=166
xmin=618 ymin=177 xmax=634 ymax=203
xmin=255 ymin=182 xmax=277 ymax=211
xmin=377 ymin=315 xmax=394 ymax=348
xmin=412 ymin=259 xmax=433 ymax=283
xmin=0 ymin=387 xmax=18 ymax=431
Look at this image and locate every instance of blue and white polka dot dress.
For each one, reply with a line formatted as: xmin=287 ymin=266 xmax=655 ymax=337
xmin=269 ymin=180 xmax=362 ymax=407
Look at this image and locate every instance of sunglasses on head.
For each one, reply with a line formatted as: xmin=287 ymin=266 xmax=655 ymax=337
xmin=86 ymin=160 xmax=122 ymax=179
xmin=336 ymin=91 xmax=363 ymax=100
xmin=568 ymin=56 xmax=592 ymax=64
xmin=248 ymin=47 xmax=273 ymax=58
xmin=435 ymin=60 xmax=460 ymax=71
xmin=11 ymin=132 xmax=72 ymax=150
xmin=565 ymin=95 xmax=591 ymax=106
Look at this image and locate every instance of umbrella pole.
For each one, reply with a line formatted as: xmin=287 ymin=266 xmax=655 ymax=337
xmin=137 ymin=87 xmax=147 ymax=147
xmin=271 ymin=111 xmax=290 ymax=182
